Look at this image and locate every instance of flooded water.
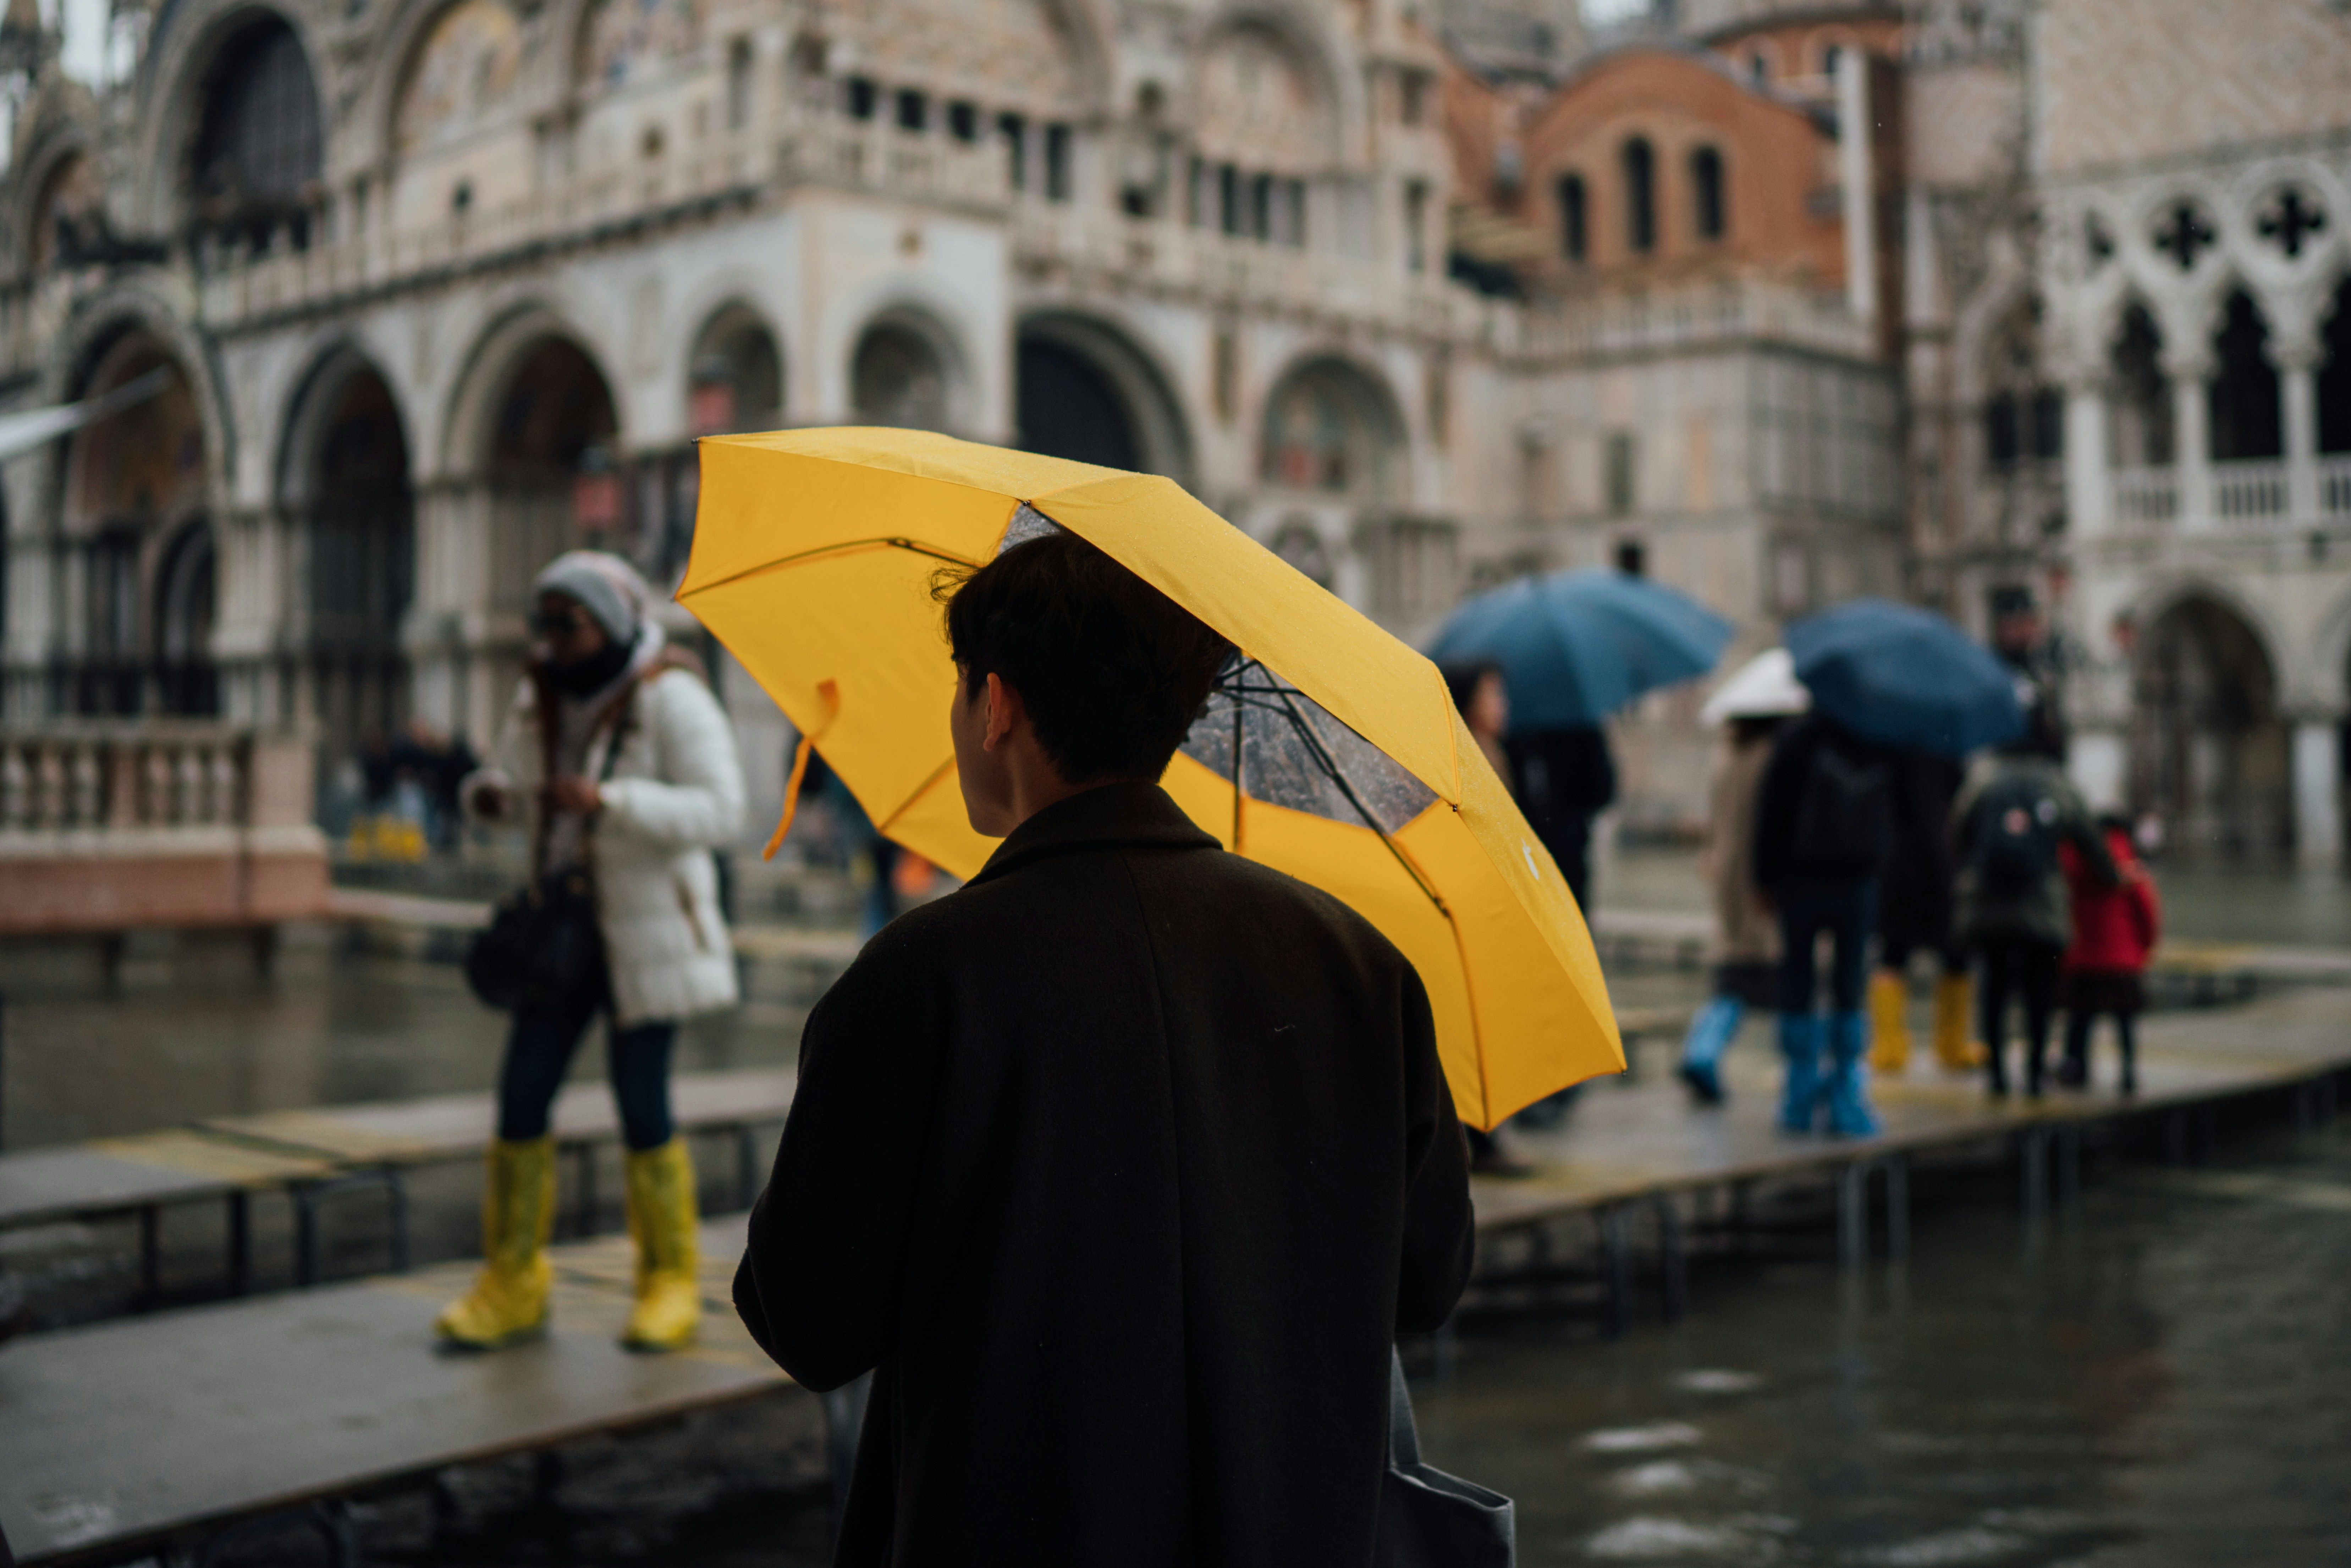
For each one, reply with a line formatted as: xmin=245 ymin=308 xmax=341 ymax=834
xmin=1414 ymin=1121 xmax=2351 ymax=1567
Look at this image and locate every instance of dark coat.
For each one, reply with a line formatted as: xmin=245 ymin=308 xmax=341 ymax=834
xmin=1877 ymin=752 xmax=1966 ymax=961
xmin=1507 ymin=725 xmax=1616 ymax=907
xmin=734 ymin=782 xmax=1476 ymax=1568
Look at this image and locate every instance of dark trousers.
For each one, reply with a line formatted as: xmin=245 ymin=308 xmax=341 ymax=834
xmin=1976 ymin=938 xmax=2062 ymax=1094
xmin=2063 ymin=1005 xmax=2139 ymax=1093
xmin=1774 ymin=877 xmax=1879 ymax=1016
xmin=495 ymin=964 xmax=678 ymax=1152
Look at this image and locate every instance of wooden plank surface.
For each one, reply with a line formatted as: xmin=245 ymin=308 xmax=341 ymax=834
xmin=1470 ymin=986 xmax=2351 ymax=1229
xmin=0 ymin=1218 xmax=783 ymax=1566
xmin=0 ymin=1136 xmax=336 ymax=1230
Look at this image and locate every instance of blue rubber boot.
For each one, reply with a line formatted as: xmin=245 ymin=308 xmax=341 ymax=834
xmin=1776 ymin=1013 xmax=1822 ymax=1134
xmin=1822 ymin=1010 xmax=1882 ymax=1138
xmin=1677 ymin=996 xmax=1744 ymax=1105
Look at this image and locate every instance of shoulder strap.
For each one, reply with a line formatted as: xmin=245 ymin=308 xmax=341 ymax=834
xmin=1388 ymin=1346 xmax=1422 ymax=1468
xmin=529 ymin=666 xmax=560 ymax=881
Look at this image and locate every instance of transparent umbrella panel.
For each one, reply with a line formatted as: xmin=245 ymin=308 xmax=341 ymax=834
xmin=1180 ymin=655 xmax=1439 ymax=843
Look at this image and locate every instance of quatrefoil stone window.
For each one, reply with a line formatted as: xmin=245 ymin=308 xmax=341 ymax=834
xmin=2256 ymin=187 xmax=2327 ymax=260
xmin=2152 ymin=201 xmax=2218 ymax=272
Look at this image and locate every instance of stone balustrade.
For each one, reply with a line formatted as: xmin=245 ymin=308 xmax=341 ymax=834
xmin=0 ymin=723 xmax=329 ymax=935
xmin=1508 ymin=278 xmax=1876 ymax=363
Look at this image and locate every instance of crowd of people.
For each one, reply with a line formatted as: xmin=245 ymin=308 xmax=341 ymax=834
xmin=1667 ymin=657 xmax=2160 ymax=1136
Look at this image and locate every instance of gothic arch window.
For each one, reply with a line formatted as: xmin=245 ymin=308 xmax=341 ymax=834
xmin=154 ymin=520 xmax=220 ymax=715
xmin=28 ymin=152 xmax=103 ymax=271
xmin=1981 ymin=296 xmax=2061 ymax=470
xmin=1557 ymin=172 xmax=1586 ymax=263
xmin=1690 ymin=147 xmax=1724 ymax=241
xmin=2208 ymin=289 xmax=2281 ymax=463
xmin=1261 ymin=360 xmax=1401 ymax=501
xmin=852 ymin=321 xmax=952 ymax=431
xmin=189 ymin=17 xmax=324 ymax=251
xmin=2317 ymin=277 xmax=2351 ymax=454
xmin=689 ymin=308 xmax=784 ymax=436
xmin=1621 ymin=137 xmax=1655 ymax=255
xmin=2108 ymin=303 xmax=2172 ymax=468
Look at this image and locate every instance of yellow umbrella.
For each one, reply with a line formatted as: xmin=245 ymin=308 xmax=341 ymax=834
xmin=679 ymin=427 xmax=1621 ymax=1127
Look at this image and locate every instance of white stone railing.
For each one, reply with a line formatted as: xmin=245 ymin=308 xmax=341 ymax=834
xmin=0 ymin=723 xmax=265 ymax=834
xmin=1010 ymin=204 xmax=1482 ymax=337
xmin=174 ymin=120 xmax=1006 ymax=334
xmin=1508 ymin=278 xmax=1876 ymax=363
xmin=2319 ymin=455 xmax=2351 ymax=520
xmin=2110 ymin=464 xmax=2179 ymax=526
xmin=2212 ymin=458 xmax=2289 ymax=524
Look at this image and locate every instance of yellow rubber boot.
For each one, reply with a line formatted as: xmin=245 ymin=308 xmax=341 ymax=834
xmin=1933 ymin=972 xmax=1989 ymax=1070
xmin=1867 ymin=970 xmax=1911 ymax=1073
xmin=436 ymin=1137 xmax=556 ymax=1349
xmin=622 ymin=1139 xmax=701 ymax=1352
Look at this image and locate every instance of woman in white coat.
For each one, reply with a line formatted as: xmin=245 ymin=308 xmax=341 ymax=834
xmin=437 ymin=551 xmax=745 ymax=1353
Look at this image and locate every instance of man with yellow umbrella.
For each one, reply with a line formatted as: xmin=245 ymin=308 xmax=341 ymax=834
xmin=694 ymin=429 xmax=1616 ymax=1562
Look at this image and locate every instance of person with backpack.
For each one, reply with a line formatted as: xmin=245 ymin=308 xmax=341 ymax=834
xmin=1951 ymin=710 xmax=2115 ymax=1098
xmin=2059 ymin=813 xmax=2160 ymax=1094
xmin=1753 ymin=710 xmax=1896 ymax=1136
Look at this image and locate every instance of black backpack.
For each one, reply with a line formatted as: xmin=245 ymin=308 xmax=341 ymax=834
xmin=1969 ymin=771 xmax=2061 ymax=897
xmin=1791 ymin=738 xmax=1893 ymax=872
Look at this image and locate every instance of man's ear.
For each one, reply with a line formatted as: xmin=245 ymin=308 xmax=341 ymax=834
xmin=982 ymin=671 xmax=1020 ymax=751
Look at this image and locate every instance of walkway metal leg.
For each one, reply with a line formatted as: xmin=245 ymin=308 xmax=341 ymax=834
xmin=2020 ymin=1129 xmax=2048 ymax=1227
xmin=1837 ymin=1161 xmax=1867 ymax=1268
xmin=1730 ymin=1180 xmax=1752 ymax=1255
xmin=737 ymin=1125 xmax=760 ymax=1211
xmin=2057 ymin=1125 xmax=2082 ymax=1208
xmin=226 ymin=1190 xmax=250 ymax=1297
xmin=294 ymin=1185 xmax=320 ymax=1287
xmin=2165 ymin=1109 xmax=2188 ymax=1165
xmin=1654 ymin=1195 xmax=1686 ymax=1323
xmin=1883 ymin=1155 xmax=1910 ymax=1261
xmin=1601 ymin=1205 xmax=1634 ymax=1337
xmin=387 ymin=1170 xmax=411 ymax=1273
xmin=138 ymin=1204 xmax=161 ymax=1306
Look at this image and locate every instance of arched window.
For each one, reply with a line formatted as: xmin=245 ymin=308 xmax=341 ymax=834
xmin=1622 ymin=138 xmax=1655 ymax=255
xmin=1558 ymin=172 xmax=1586 ymax=262
xmin=1261 ymin=360 xmax=1401 ymax=501
xmin=853 ymin=323 xmax=951 ymax=431
xmin=1691 ymin=148 xmax=1724 ymax=241
xmin=1821 ymin=42 xmax=1844 ymax=78
xmin=191 ymin=18 xmax=324 ymax=251
xmin=2209 ymin=290 xmax=2281 ymax=462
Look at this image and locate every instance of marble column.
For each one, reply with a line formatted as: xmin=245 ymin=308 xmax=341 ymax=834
xmin=2292 ymin=717 xmax=2342 ymax=870
xmin=2063 ymin=373 xmax=2111 ymax=539
xmin=2169 ymin=356 xmax=2213 ymax=530
xmin=2279 ymin=341 xmax=2320 ymax=524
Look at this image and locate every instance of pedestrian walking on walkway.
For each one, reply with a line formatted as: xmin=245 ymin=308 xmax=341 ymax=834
xmin=1953 ymin=711 xmax=2115 ymax=1098
xmin=1754 ymin=711 xmax=1894 ymax=1136
xmin=440 ymin=551 xmax=746 ymax=1353
xmin=1869 ymin=751 xmax=1983 ymax=1076
xmin=736 ymin=530 xmax=1474 ymax=1567
xmin=2060 ymin=814 xmax=2159 ymax=1094
xmin=1676 ymin=650 xmax=1808 ymax=1105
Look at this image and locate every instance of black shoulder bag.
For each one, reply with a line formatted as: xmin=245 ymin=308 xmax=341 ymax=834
xmin=464 ymin=677 xmax=636 ymax=1012
xmin=1375 ymin=1347 xmax=1515 ymax=1567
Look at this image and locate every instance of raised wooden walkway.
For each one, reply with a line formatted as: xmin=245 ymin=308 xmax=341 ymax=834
xmin=2 ymin=990 xmax=2345 ymax=1565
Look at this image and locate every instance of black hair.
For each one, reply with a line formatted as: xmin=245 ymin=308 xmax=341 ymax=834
xmin=937 ymin=529 xmax=1234 ymax=785
xmin=1440 ymin=660 xmax=1503 ymax=719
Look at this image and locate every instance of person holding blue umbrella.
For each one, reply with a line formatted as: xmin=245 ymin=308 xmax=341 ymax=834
xmin=1756 ymin=600 xmax=2028 ymax=1136
xmin=1428 ymin=568 xmax=1733 ymax=913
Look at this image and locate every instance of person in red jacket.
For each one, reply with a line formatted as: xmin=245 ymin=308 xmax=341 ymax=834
xmin=2059 ymin=814 xmax=2160 ymax=1094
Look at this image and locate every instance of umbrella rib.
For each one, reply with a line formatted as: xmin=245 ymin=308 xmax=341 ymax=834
xmin=678 ymin=536 xmax=984 ymax=600
xmin=1262 ymin=681 xmax=1451 ymax=918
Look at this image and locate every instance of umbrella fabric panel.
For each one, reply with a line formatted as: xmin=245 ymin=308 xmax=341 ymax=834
xmin=1428 ymin=570 xmax=1732 ymax=730
xmin=1179 ymin=661 xmax=1438 ymax=837
xmin=1785 ymin=599 xmax=2025 ymax=757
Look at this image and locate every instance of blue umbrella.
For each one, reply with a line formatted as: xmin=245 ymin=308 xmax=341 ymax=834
xmin=1785 ymin=598 xmax=2026 ymax=756
xmin=1427 ymin=569 xmax=1734 ymax=730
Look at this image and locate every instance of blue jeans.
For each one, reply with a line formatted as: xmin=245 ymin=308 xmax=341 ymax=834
xmin=1774 ymin=877 xmax=1879 ymax=1016
xmin=495 ymin=967 xmax=677 ymax=1152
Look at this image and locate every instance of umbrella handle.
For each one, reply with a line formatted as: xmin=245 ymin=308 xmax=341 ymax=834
xmin=764 ymin=678 xmax=839 ymax=861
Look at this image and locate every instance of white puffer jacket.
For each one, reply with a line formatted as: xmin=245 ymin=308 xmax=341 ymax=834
xmin=479 ymin=661 xmax=746 ymax=1026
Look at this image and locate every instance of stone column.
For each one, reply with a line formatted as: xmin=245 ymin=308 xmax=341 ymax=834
xmin=2063 ymin=370 xmax=2111 ymax=539
xmin=2278 ymin=338 xmax=2320 ymax=524
xmin=2168 ymin=350 xmax=2214 ymax=530
xmin=2292 ymin=716 xmax=2342 ymax=870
